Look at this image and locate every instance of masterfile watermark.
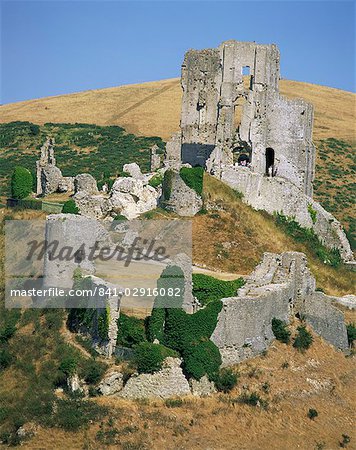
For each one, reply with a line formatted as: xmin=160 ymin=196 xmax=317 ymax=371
xmin=26 ymin=237 xmax=169 ymax=266
xmin=5 ymin=218 xmax=192 ymax=309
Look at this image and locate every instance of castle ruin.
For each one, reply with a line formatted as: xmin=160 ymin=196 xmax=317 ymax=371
xmin=164 ymin=40 xmax=353 ymax=263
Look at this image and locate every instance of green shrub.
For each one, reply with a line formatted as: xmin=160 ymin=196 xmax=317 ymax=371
xmin=340 ymin=434 xmax=351 ymax=448
xmin=163 ymin=300 xmax=223 ymax=354
xmin=0 ymin=310 xmax=20 ymax=343
xmin=79 ymin=359 xmax=107 ymax=385
xmin=179 ymin=166 xmax=204 ymax=196
xmin=0 ymin=323 xmax=17 ymax=343
xmin=10 ymin=166 xmax=33 ymax=199
xmin=165 ymin=398 xmax=184 ymax=408
xmin=98 ymin=307 xmax=110 ymax=341
xmin=0 ymin=348 xmax=13 ymax=370
xmin=272 ymin=318 xmax=291 ymax=344
xmin=346 ymin=323 xmax=356 ymax=348
xmin=113 ymin=214 xmax=128 ymax=221
xmin=212 ymin=368 xmax=239 ymax=393
xmin=134 ymin=342 xmax=178 ymax=374
xmin=274 ymin=213 xmax=342 ymax=267
xmin=192 ymin=274 xmax=244 ymax=306
xmin=148 ymin=173 xmax=163 ymax=188
xmin=238 ymin=392 xmax=267 ymax=408
xmin=183 ymin=340 xmax=222 ymax=380
xmin=59 ymin=356 xmax=78 ymax=377
xmin=117 ymin=314 xmax=146 ymax=347
xmin=308 ymin=204 xmax=317 ymax=224
xmin=146 ymin=268 xmax=225 ymax=380
xmin=146 ymin=307 xmax=166 ymax=343
xmin=162 ymin=169 xmax=174 ymax=201
xmin=293 ymin=326 xmax=313 ymax=352
xmin=62 ymin=199 xmax=79 ymax=214
xmin=52 ymin=399 xmax=108 ymax=431
xmin=307 ymin=408 xmax=318 ymax=420
xmin=146 ymin=265 xmax=185 ymax=342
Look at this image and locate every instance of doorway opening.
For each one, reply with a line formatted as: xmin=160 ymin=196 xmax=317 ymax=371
xmin=265 ymin=148 xmax=275 ymax=176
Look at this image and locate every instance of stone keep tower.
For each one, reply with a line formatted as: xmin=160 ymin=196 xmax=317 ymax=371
xmin=179 ymin=40 xmax=315 ymax=197
xmin=165 ymin=40 xmax=353 ymax=262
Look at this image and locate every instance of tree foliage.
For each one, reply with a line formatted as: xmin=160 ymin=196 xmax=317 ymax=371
xmin=10 ymin=166 xmax=33 ymax=199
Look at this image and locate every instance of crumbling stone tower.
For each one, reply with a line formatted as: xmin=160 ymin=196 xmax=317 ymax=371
xmin=36 ymin=137 xmax=74 ymax=195
xmin=179 ymin=40 xmax=315 ymax=196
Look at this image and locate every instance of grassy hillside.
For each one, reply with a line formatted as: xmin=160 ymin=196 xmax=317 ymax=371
xmin=194 ymin=175 xmax=354 ymax=296
xmin=0 ymin=77 xmax=355 ymax=449
xmin=0 ymin=78 xmax=355 ymax=141
xmin=0 ymin=121 xmax=164 ymax=196
xmin=0 ymin=210 xmax=355 ymax=449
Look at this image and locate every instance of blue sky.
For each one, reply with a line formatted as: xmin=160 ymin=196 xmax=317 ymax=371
xmin=1 ymin=1 xmax=355 ymax=104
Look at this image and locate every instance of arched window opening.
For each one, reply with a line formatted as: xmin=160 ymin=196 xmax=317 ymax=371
xmin=233 ymin=145 xmax=252 ymax=167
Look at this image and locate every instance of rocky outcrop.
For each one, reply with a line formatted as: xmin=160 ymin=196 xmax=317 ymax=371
xmin=74 ymin=173 xmax=99 ymax=195
xmin=190 ymin=375 xmax=217 ymax=396
xmin=161 ymin=172 xmax=202 ymax=217
xmin=123 ymin=163 xmax=144 ymax=180
xmin=119 ymin=358 xmax=191 ymax=399
xmin=67 ymin=373 xmax=89 ymax=396
xmin=58 ymin=176 xmax=74 ymax=193
xmin=98 ymin=371 xmax=124 ymax=396
xmin=73 ymin=191 xmax=111 ymax=219
xmin=109 ymin=177 xmax=158 ymax=219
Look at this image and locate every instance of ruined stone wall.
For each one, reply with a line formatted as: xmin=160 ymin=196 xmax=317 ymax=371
xmin=300 ymin=292 xmax=349 ymax=351
xmin=180 ymin=48 xmax=221 ymax=166
xmin=84 ymin=275 xmax=123 ymax=357
xmin=161 ymin=171 xmax=203 ymax=217
xmin=211 ymin=252 xmax=349 ymax=365
xmin=43 ymin=214 xmax=110 ymax=288
xmin=36 ymin=138 xmax=74 ymax=195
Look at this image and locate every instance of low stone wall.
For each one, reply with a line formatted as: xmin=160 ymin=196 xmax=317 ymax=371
xmin=118 ymin=357 xmax=191 ymax=400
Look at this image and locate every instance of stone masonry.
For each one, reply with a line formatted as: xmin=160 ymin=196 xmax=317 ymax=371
xmin=211 ymin=251 xmax=349 ymax=366
xmin=36 ymin=138 xmax=74 ymax=195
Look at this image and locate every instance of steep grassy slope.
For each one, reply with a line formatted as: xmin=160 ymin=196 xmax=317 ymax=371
xmin=192 ymin=174 xmax=354 ymax=296
xmin=0 ymin=78 xmax=354 ymax=141
xmin=313 ymin=138 xmax=356 ymax=248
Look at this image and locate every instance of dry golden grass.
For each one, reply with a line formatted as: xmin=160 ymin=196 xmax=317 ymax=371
xmin=20 ymin=327 xmax=356 ymax=450
xmin=1 ymin=78 xmax=354 ymax=141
